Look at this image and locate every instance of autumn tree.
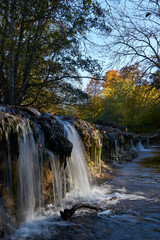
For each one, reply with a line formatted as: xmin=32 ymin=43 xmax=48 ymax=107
xmin=0 ymin=0 xmax=110 ymax=109
xmin=101 ymin=70 xmax=123 ymax=123
xmin=103 ymin=70 xmax=120 ymax=89
xmin=78 ymin=63 xmax=160 ymax=132
xmin=101 ymin=64 xmax=160 ymax=132
xmin=78 ymin=75 xmax=105 ymax=121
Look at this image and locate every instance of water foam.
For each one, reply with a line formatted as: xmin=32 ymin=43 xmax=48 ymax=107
xmin=136 ymin=141 xmax=150 ymax=152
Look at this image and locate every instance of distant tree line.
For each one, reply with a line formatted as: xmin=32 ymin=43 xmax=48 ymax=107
xmin=78 ymin=63 xmax=160 ymax=133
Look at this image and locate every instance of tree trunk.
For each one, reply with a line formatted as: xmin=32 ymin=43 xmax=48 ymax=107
xmin=15 ymin=19 xmax=43 ymax=105
xmin=9 ymin=0 xmax=15 ymax=105
xmin=14 ymin=0 xmax=28 ymax=91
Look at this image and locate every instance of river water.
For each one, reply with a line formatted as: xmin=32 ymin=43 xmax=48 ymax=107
xmin=6 ymin=147 xmax=160 ymax=240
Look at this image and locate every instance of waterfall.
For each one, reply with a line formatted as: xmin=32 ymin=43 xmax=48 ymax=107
xmin=41 ymin=120 xmax=92 ymax=212
xmin=136 ymin=140 xmax=146 ymax=152
xmin=17 ymin=120 xmax=42 ymax=220
xmin=0 ymin=110 xmax=92 ymax=222
xmin=17 ymin=117 xmax=91 ymax=216
xmin=47 ymin=151 xmax=66 ymax=210
xmin=114 ymin=138 xmax=118 ymax=155
xmin=131 ymin=139 xmax=138 ymax=152
xmin=136 ymin=140 xmax=150 ymax=152
xmin=63 ymin=122 xmax=91 ymax=199
xmin=48 ymin=118 xmax=91 ymax=204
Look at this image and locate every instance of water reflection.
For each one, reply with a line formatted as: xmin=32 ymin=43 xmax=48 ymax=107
xmin=140 ymin=156 xmax=160 ymax=171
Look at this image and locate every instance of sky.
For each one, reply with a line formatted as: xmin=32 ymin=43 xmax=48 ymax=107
xmin=79 ymin=0 xmax=123 ymax=89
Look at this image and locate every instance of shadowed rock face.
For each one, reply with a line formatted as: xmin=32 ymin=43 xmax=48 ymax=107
xmin=148 ymin=133 xmax=160 ymax=146
xmin=94 ymin=119 xmax=126 ymax=131
xmin=73 ymin=118 xmax=138 ymax=164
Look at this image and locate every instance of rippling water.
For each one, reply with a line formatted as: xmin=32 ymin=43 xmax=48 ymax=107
xmin=6 ymin=147 xmax=160 ymax=240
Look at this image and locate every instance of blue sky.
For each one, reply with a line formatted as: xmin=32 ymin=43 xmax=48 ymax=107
xmin=79 ymin=0 xmax=123 ymax=89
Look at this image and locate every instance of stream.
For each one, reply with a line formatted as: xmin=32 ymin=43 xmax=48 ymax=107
xmin=6 ymin=147 xmax=160 ymax=240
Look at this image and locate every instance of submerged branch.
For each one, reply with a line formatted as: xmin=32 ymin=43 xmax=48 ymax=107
xmin=60 ymin=204 xmax=99 ymax=221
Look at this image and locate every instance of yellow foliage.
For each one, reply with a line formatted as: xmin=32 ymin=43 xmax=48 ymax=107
xmin=77 ymin=95 xmax=105 ymax=122
xmin=103 ymin=70 xmax=121 ymax=88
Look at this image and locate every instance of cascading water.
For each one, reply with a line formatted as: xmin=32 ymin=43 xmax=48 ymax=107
xmin=108 ymin=133 xmax=118 ymax=160
xmin=16 ymin=118 xmax=92 ymax=219
xmin=114 ymin=138 xmax=118 ymax=155
xmin=131 ymin=138 xmax=151 ymax=153
xmin=136 ymin=140 xmax=150 ymax=152
xmin=63 ymin=122 xmax=91 ymax=199
xmin=0 ymin=109 xmax=92 ymax=224
xmin=17 ymin=120 xmax=42 ymax=220
xmin=0 ymin=113 xmax=44 ymax=221
xmin=131 ymin=139 xmax=138 ymax=152
xmin=47 ymin=151 xmax=65 ymax=210
xmin=48 ymin=117 xmax=91 ymax=205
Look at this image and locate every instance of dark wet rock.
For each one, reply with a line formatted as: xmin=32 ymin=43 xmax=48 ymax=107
xmin=73 ymin=118 xmax=138 ymax=165
xmin=0 ymin=197 xmax=17 ymax=238
xmin=149 ymin=133 xmax=160 ymax=146
xmin=94 ymin=119 xmax=126 ymax=131
xmin=37 ymin=116 xmax=73 ymax=165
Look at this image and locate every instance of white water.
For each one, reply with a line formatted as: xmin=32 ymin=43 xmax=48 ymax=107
xmin=109 ymin=133 xmax=118 ymax=156
xmin=48 ymin=151 xmax=65 ymax=210
xmin=63 ymin=122 xmax=91 ymax=200
xmin=115 ymin=139 xmax=118 ymax=155
xmin=10 ymin=182 xmax=147 ymax=240
xmin=40 ymin=120 xmax=92 ymax=212
xmin=3 ymin=116 xmax=92 ymax=222
xmin=131 ymin=139 xmax=150 ymax=153
xmin=17 ymin=120 xmax=42 ymax=220
xmin=46 ymin=131 xmax=152 ymax=212
xmin=136 ymin=140 xmax=150 ymax=152
xmin=147 ymin=137 xmax=150 ymax=149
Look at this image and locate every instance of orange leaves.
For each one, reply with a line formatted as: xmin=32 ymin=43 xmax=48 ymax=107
xmin=103 ymin=70 xmax=121 ymax=88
